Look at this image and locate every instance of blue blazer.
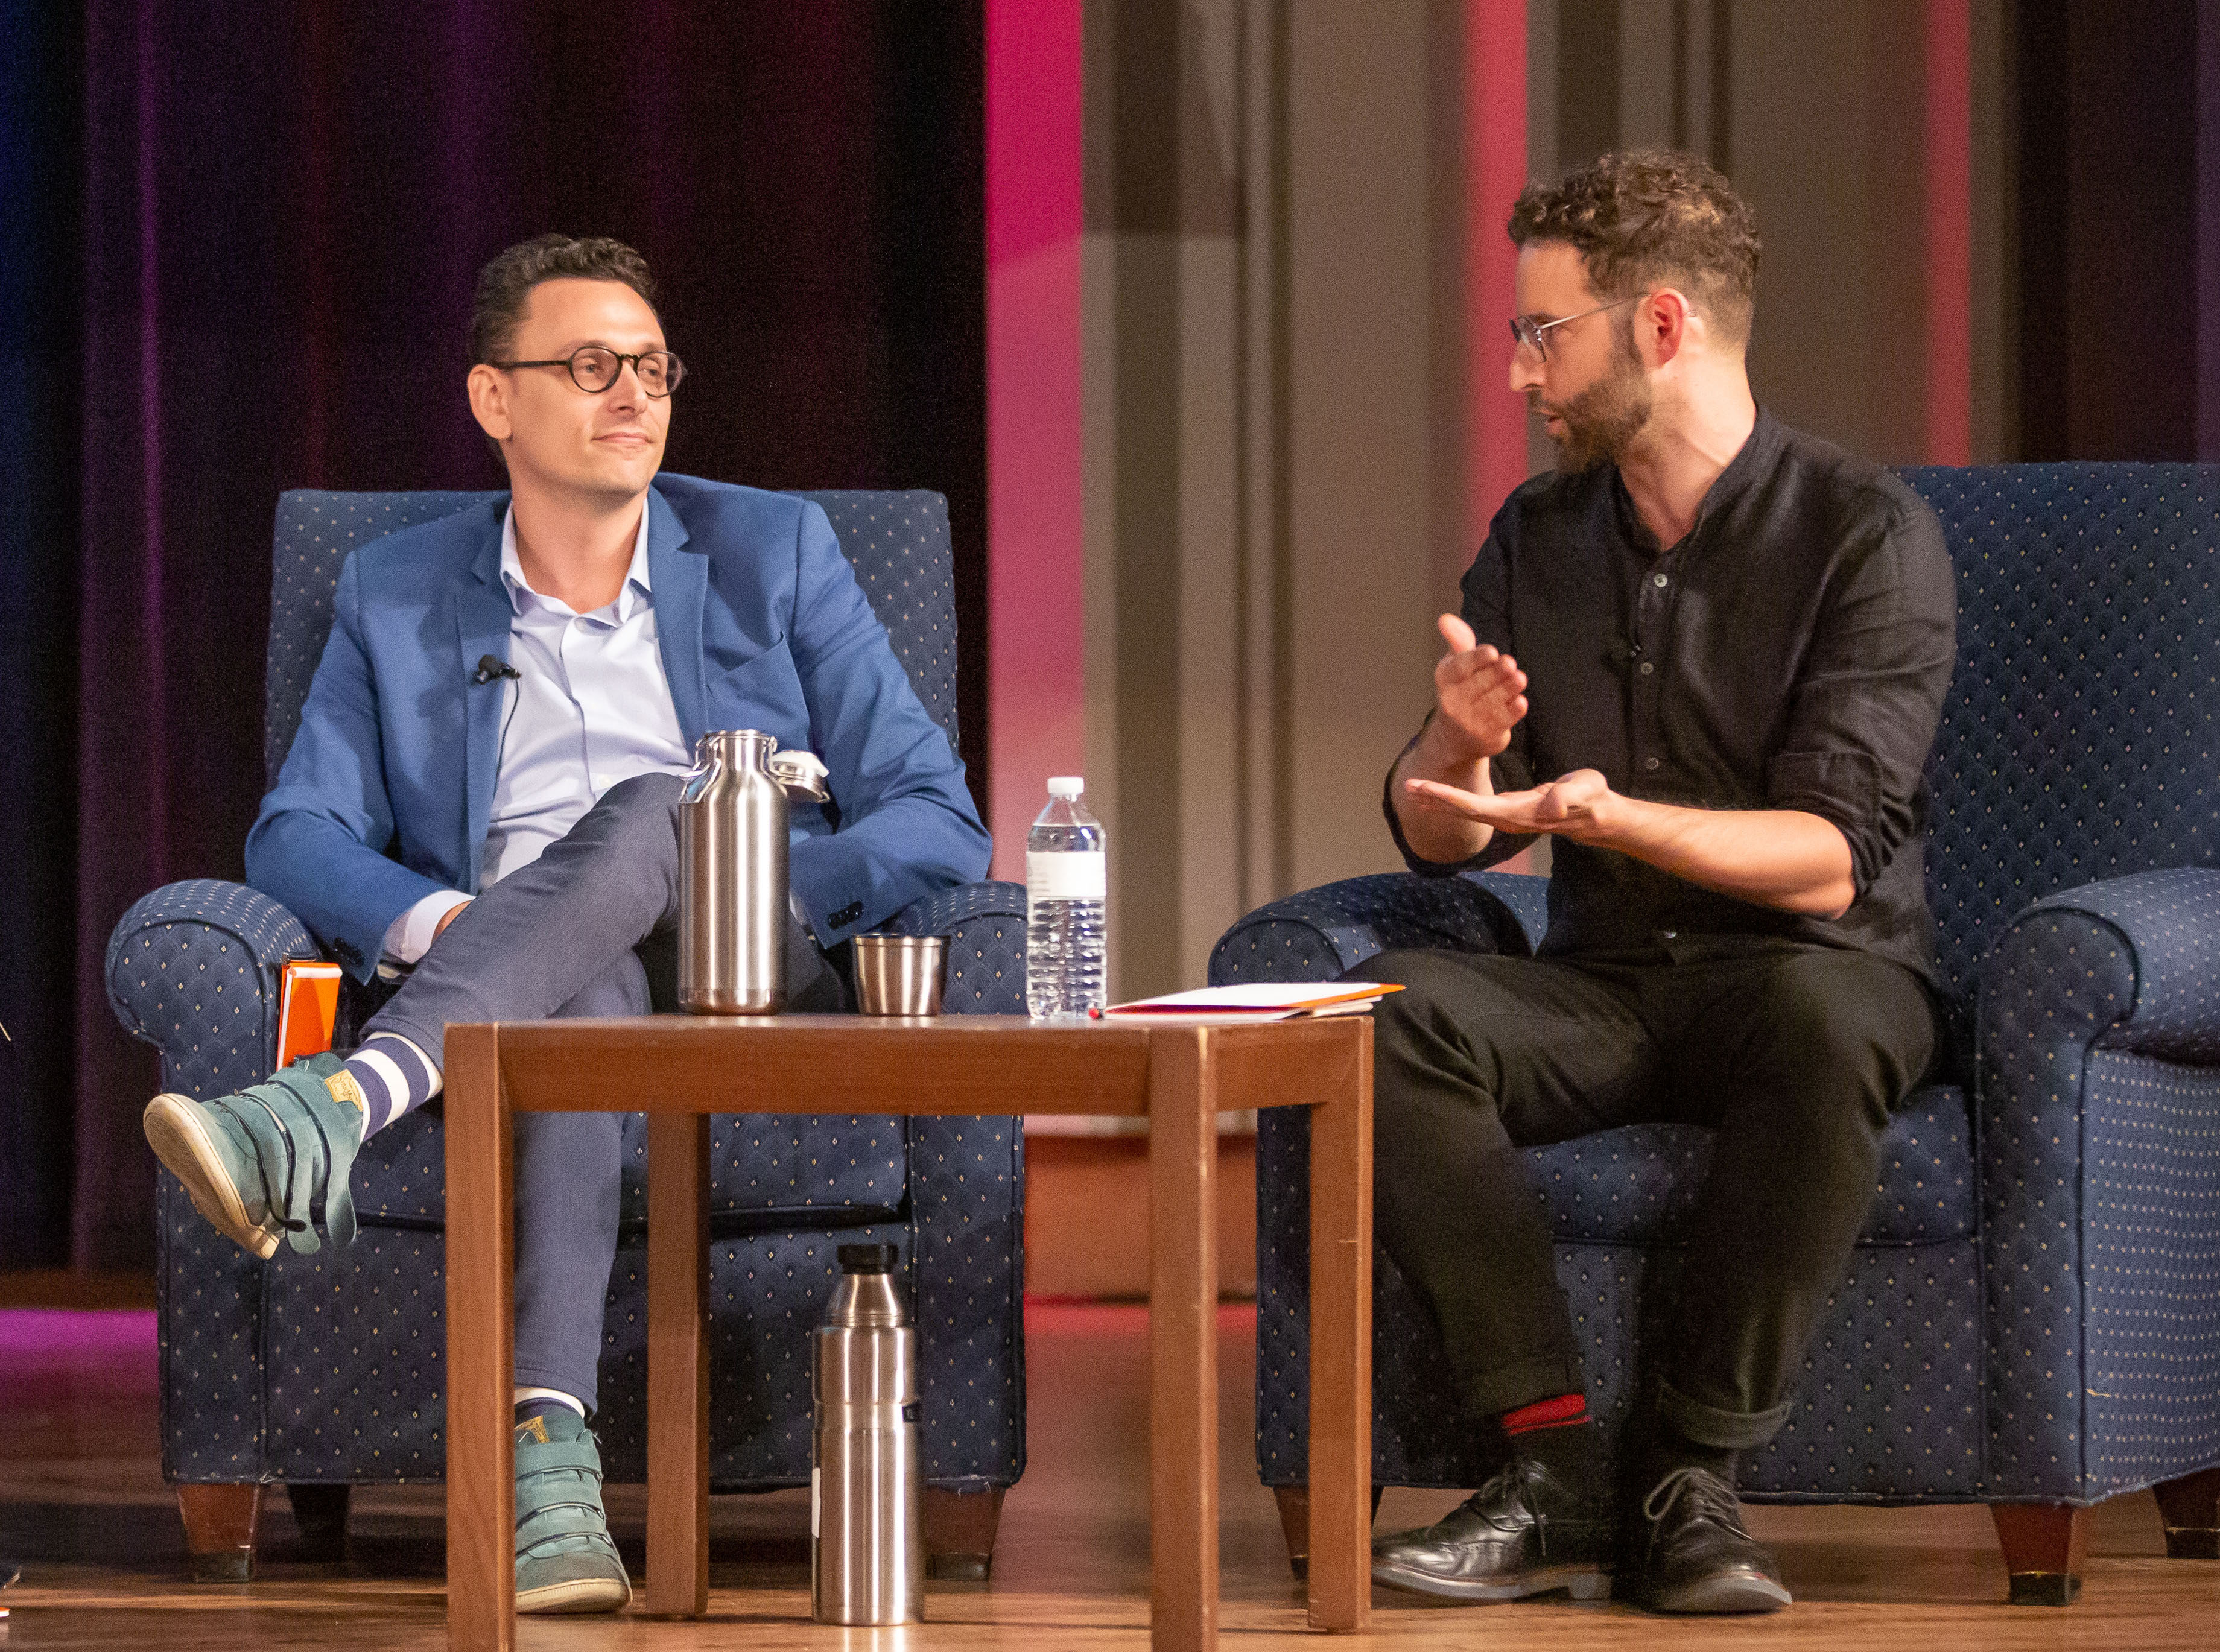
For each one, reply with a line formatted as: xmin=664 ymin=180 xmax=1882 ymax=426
xmin=246 ymin=475 xmax=992 ymax=981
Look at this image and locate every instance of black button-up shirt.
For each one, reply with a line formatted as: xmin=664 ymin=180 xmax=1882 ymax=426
xmin=1387 ymin=409 xmax=1957 ymax=981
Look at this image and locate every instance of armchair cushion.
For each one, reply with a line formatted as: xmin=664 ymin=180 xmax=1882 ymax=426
xmin=340 ymin=1111 xmax=912 ymax=1233
xmin=1533 ymin=1085 xmax=1974 ymax=1248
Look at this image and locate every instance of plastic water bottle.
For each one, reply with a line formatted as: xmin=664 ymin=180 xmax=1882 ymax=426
xmin=1026 ymin=777 xmax=1107 ymax=1019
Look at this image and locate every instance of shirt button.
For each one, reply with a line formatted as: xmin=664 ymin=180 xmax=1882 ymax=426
xmin=1638 ymin=660 xmax=1654 ymax=676
xmin=1643 ymin=756 xmax=1660 ymax=771
xmin=1651 ymin=572 xmax=1669 ymax=588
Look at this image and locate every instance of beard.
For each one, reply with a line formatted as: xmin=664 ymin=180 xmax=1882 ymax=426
xmin=1535 ymin=329 xmax=1654 ymax=472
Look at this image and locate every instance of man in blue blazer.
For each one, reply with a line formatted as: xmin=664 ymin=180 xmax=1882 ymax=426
xmin=142 ymin=235 xmax=991 ymax=1613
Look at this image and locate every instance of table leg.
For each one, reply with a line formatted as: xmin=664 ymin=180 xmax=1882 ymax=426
xmin=645 ymin=1110 xmax=711 ymax=1616
xmin=443 ymin=1026 xmax=516 ymax=1652
xmin=1149 ymin=1027 xmax=1218 ymax=1652
xmin=1307 ymin=1016 xmax=1373 ymax=1631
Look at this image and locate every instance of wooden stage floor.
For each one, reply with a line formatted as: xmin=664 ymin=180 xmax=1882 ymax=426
xmin=1 ymin=1302 xmax=2212 ymax=1648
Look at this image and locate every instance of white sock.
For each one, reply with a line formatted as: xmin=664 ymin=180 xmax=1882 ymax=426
xmin=512 ymin=1385 xmax=588 ymax=1417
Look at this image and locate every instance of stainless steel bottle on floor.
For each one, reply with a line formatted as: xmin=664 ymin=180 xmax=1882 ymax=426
xmin=678 ymin=729 xmax=790 ymax=1014
xmin=812 ymin=1242 xmax=924 ymax=1625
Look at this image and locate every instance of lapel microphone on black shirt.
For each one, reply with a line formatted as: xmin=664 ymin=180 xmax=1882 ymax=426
xmin=473 ymin=654 xmax=522 ymax=686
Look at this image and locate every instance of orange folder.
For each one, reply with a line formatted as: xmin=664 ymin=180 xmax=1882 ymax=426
xmin=275 ymin=961 xmax=343 ymax=1066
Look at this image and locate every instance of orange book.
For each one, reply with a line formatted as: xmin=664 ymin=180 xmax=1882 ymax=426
xmin=275 ymin=961 xmax=343 ymax=1067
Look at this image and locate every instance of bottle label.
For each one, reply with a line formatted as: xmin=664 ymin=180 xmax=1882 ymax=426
xmin=1027 ymin=850 xmax=1106 ymax=903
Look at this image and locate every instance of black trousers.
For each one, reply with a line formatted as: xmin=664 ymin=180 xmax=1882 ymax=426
xmin=1363 ymin=938 xmax=1937 ymax=1452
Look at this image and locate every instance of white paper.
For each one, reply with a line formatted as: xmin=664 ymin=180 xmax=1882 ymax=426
xmin=1102 ymin=983 xmax=1395 ymax=1016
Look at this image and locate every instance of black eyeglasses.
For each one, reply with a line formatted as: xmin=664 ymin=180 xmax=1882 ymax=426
xmin=488 ymin=346 xmax=686 ymax=397
xmin=1508 ymin=297 xmax=1639 ymax=361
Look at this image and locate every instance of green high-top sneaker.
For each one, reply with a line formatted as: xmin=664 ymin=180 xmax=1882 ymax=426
xmin=514 ymin=1408 xmax=632 ymax=1614
xmin=142 ymin=1052 xmax=366 ymax=1259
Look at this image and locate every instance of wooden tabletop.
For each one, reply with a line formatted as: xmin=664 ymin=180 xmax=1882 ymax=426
xmin=468 ymin=1011 xmax=1368 ymax=1119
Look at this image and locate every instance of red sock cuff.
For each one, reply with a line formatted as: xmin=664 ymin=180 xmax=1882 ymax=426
xmin=1501 ymin=1392 xmax=1590 ymax=1435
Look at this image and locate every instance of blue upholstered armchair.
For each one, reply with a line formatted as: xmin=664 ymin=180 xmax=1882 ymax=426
xmin=106 ymin=489 xmax=1029 ymax=1581
xmin=1214 ymin=463 xmax=2220 ymax=1604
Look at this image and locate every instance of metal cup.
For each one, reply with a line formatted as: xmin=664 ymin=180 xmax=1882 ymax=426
xmin=852 ymin=935 xmax=946 ymax=1017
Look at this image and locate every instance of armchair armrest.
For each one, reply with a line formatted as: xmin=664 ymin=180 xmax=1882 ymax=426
xmin=106 ymin=879 xmax=321 ymax=1101
xmin=1985 ymin=866 xmax=2220 ymax=1065
xmin=885 ymin=877 xmax=1031 ymax=1484
xmin=1976 ymin=865 xmax=2220 ymax=1500
xmin=887 ymin=879 xmax=1029 ymax=1016
xmin=1208 ymin=869 xmax=1544 ymax=987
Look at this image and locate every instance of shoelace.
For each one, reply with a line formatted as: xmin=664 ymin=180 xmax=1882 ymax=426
xmin=1441 ymin=1459 xmax=1555 ymax=1545
xmin=1471 ymin=1460 xmax=1536 ymax=1508
xmin=1641 ymin=1466 xmax=1749 ymax=1537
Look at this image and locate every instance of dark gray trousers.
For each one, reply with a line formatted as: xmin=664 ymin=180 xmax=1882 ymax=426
xmin=362 ymin=773 xmax=849 ymax=1410
xmin=1363 ymin=939 xmax=1936 ymax=1452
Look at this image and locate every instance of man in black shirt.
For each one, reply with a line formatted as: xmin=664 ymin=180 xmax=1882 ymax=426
xmin=1364 ymin=152 xmax=1955 ymax=1615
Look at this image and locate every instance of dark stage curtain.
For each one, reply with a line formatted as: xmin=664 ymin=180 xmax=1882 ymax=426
xmin=0 ymin=8 xmax=86 ymax=1267
xmin=4 ymin=2 xmax=985 ymax=1268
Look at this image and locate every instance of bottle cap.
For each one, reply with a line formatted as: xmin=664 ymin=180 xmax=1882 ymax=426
xmin=838 ymin=1242 xmax=898 ymax=1274
xmin=1047 ymin=777 xmax=1084 ymax=799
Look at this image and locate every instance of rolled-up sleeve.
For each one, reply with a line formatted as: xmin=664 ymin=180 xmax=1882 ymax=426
xmin=1768 ymin=499 xmax=1956 ymax=895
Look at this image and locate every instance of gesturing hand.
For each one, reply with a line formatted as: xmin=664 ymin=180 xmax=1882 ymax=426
xmin=1402 ymin=767 xmax=1617 ymax=842
xmin=1432 ymin=614 xmax=1528 ymax=759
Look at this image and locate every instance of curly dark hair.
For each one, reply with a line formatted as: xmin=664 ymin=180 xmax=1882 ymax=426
xmin=469 ymin=233 xmax=659 ymax=365
xmin=1508 ymin=150 xmax=1759 ymax=347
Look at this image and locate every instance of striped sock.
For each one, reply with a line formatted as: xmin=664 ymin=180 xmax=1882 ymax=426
xmin=329 ymin=1033 xmax=443 ymax=1138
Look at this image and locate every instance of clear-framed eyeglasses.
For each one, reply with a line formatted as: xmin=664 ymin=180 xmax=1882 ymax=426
xmin=1508 ymin=296 xmax=1640 ymax=361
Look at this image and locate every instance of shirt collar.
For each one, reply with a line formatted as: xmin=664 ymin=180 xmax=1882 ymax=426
xmin=499 ymin=502 xmax=654 ymax=621
xmin=1611 ymin=405 xmax=1781 ymax=554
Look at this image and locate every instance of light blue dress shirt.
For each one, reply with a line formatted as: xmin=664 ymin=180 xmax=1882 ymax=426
xmin=381 ymin=505 xmax=693 ymax=963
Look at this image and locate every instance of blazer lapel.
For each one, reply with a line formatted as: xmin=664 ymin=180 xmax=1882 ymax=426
xmin=454 ymin=514 xmax=513 ymax=893
xmin=648 ymin=486 xmax=708 ymax=742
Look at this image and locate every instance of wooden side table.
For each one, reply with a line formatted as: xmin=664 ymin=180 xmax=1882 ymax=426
xmin=443 ymin=1013 xmax=1372 ymax=1652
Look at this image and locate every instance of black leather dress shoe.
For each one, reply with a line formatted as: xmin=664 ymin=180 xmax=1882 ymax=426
xmin=1627 ymin=1466 xmax=1790 ymax=1613
xmin=1370 ymin=1458 xmax=1614 ymax=1602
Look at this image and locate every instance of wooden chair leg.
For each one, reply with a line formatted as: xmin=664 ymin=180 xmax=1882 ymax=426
xmin=178 ymin=1483 xmax=262 ymax=1583
xmin=924 ymin=1486 xmax=1006 ymax=1581
xmin=1990 ymin=1501 xmax=2088 ymax=1605
xmin=2154 ymin=1467 xmax=2220 ymax=1560
xmin=285 ymin=1482 xmax=351 ymax=1563
xmin=1272 ymin=1483 xmax=1383 ymax=1580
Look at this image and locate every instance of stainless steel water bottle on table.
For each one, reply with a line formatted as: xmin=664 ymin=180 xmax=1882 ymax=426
xmin=677 ymin=729 xmax=828 ymax=1014
xmin=812 ymin=1242 xmax=924 ymax=1625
